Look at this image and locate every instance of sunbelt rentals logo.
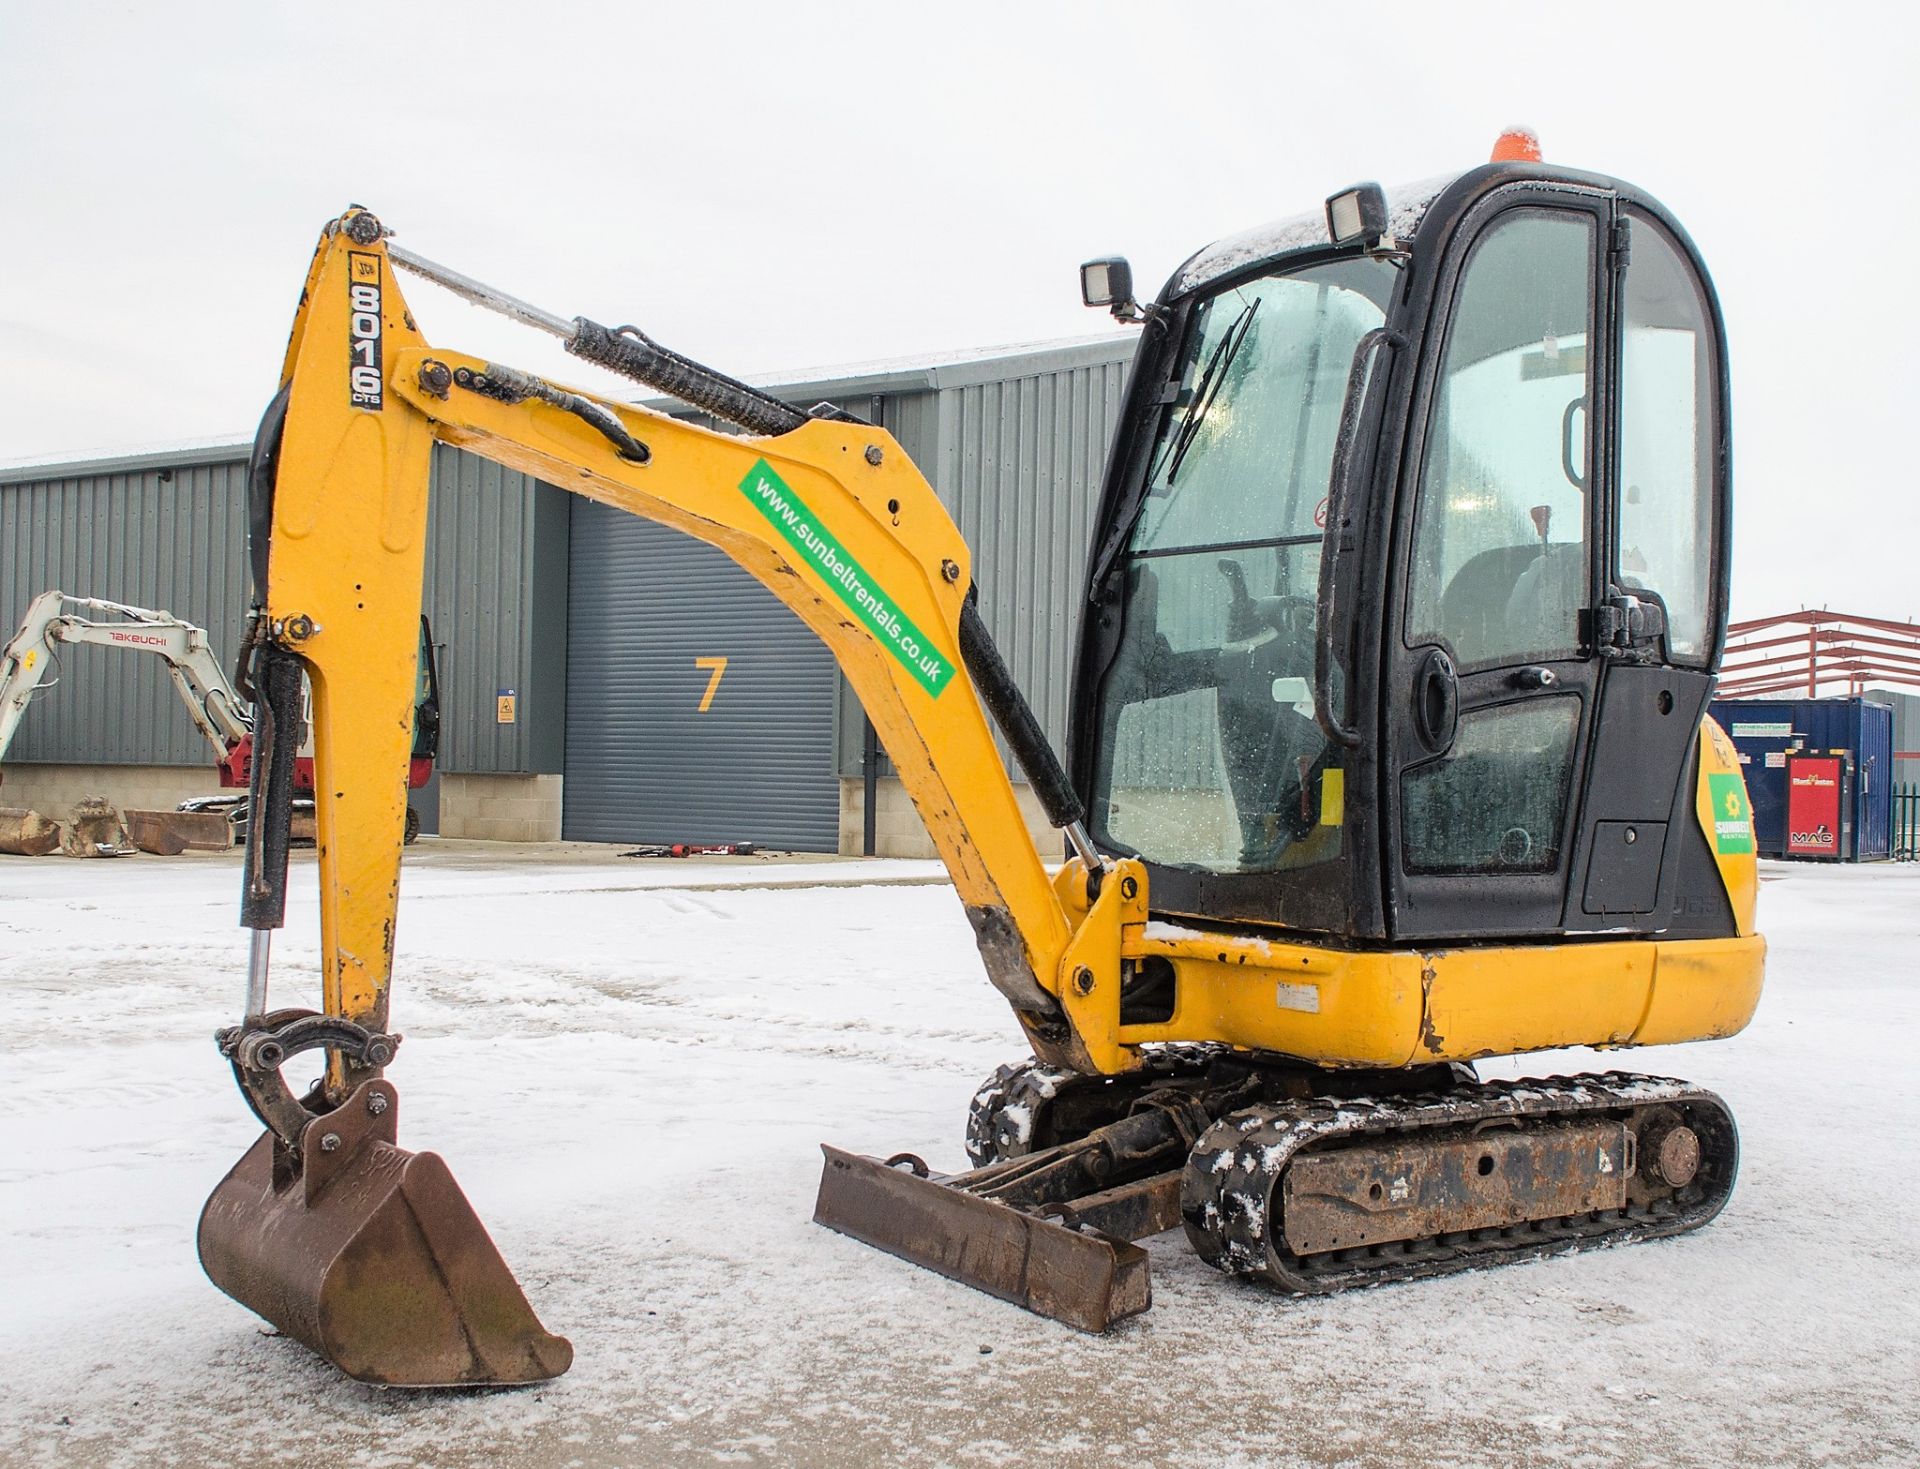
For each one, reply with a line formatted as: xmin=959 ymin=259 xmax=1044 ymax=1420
xmin=1707 ymin=772 xmax=1753 ymax=855
xmin=739 ymin=459 xmax=953 ymax=697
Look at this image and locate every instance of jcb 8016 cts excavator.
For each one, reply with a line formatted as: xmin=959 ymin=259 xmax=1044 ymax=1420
xmin=198 ymin=134 xmax=1763 ymax=1385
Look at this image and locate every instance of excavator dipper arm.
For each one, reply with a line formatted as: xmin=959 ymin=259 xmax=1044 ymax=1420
xmin=0 ymin=591 xmax=261 ymax=856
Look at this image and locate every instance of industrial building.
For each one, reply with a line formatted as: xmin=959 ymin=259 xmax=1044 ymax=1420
xmin=0 ymin=337 xmax=1134 ymax=855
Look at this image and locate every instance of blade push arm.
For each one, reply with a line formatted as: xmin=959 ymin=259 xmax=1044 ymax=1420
xmin=252 ymin=210 xmax=1145 ymax=1096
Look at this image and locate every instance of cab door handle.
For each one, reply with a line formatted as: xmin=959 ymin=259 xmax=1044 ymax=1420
xmin=1561 ymin=396 xmax=1587 ymax=491
xmin=1413 ymin=647 xmax=1458 ymax=755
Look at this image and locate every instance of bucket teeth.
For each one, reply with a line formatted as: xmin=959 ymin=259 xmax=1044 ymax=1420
xmin=198 ymin=1080 xmax=570 ymax=1386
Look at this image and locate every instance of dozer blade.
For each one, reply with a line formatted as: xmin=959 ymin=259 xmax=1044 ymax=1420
xmin=814 ymin=1146 xmax=1161 ymax=1333
xmin=0 ymin=806 xmax=61 ymax=856
xmin=199 ymin=1078 xmax=571 ymax=1386
xmin=125 ymin=808 xmax=235 ymax=855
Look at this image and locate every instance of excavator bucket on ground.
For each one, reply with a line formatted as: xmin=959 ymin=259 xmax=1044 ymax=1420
xmin=0 ymin=806 xmax=61 ymax=855
xmin=124 ymin=807 xmax=234 ymax=854
xmin=198 ymin=1079 xmax=571 ymax=1386
xmin=60 ymin=796 xmax=130 ymax=857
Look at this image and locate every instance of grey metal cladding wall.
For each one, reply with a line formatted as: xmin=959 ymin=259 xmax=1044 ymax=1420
xmin=2 ymin=442 xmax=552 ymax=775
xmin=420 ymin=443 xmax=552 ymax=774
xmin=935 ymin=356 xmax=1129 ymax=765
xmin=563 ymin=506 xmax=839 ymax=849
xmin=1 ymin=457 xmax=250 ymax=765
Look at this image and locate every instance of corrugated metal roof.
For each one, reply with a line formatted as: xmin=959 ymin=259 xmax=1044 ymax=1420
xmin=0 ymin=435 xmax=251 ymax=486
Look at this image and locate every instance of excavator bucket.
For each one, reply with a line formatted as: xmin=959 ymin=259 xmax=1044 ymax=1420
xmin=198 ymin=1079 xmax=571 ymax=1386
xmin=125 ymin=807 xmax=235 ymax=854
xmin=61 ymin=796 xmax=130 ymax=857
xmin=0 ymin=806 xmax=61 ymax=856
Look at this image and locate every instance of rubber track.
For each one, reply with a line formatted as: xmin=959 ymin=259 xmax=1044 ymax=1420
xmin=964 ymin=1046 xmax=1220 ymax=1167
xmin=1181 ymin=1072 xmax=1739 ymax=1293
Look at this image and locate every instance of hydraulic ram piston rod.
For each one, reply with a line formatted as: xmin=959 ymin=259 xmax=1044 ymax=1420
xmin=386 ymin=242 xmax=576 ymax=339
xmin=385 ymin=239 xmax=806 ymax=436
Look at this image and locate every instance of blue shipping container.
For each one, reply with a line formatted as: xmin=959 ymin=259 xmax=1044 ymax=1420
xmin=1708 ymin=696 xmax=1894 ymax=860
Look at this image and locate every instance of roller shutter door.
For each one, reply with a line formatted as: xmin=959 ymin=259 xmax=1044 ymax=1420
xmin=564 ymin=503 xmax=838 ymax=849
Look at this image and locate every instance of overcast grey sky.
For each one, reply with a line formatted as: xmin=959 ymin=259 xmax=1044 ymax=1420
xmin=1 ymin=1 xmax=1914 ymax=622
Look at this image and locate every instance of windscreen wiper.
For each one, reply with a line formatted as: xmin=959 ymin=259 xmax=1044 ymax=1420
xmin=1158 ymin=296 xmax=1260 ymax=487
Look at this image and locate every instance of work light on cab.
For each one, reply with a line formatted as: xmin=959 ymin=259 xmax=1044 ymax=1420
xmin=1325 ymin=181 xmax=1390 ymax=249
xmin=1080 ymin=256 xmax=1143 ymax=321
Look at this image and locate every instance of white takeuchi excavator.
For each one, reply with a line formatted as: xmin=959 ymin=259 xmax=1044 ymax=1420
xmin=0 ymin=590 xmax=438 ymax=855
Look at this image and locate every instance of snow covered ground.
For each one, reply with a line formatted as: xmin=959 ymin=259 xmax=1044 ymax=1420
xmin=1 ymin=845 xmax=1915 ymax=1468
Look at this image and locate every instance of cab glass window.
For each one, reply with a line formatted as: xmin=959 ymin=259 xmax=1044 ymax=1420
xmin=1089 ymin=258 xmax=1396 ymax=874
xmin=1618 ymin=214 xmax=1718 ymax=663
xmin=1406 ymin=209 xmax=1595 ymax=668
xmin=1402 ymin=697 xmax=1580 ymax=872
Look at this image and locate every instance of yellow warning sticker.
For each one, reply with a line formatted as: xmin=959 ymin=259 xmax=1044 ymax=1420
xmin=1319 ymin=766 xmax=1345 ymax=827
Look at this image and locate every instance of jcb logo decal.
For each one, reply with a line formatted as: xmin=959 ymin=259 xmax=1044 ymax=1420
xmin=347 ymin=251 xmax=383 ymax=410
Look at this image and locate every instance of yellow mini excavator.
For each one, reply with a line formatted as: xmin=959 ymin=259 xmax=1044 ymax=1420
xmin=197 ymin=134 xmax=1764 ymax=1385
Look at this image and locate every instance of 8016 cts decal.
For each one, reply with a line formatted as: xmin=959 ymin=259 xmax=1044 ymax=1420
xmin=348 ymin=251 xmax=383 ymax=409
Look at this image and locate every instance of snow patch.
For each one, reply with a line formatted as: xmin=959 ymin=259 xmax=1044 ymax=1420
xmin=0 ymin=852 xmax=1915 ymax=1465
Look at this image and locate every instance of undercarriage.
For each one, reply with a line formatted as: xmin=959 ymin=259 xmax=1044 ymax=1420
xmin=817 ymin=1049 xmax=1736 ymax=1330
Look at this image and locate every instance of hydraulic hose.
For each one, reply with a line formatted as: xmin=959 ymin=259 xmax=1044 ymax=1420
xmin=245 ymin=384 xmax=291 ymax=608
xmin=239 ymin=644 xmax=303 ymax=936
xmin=386 ymin=239 xmax=809 ymax=437
xmin=957 ymin=596 xmax=1087 ymax=838
xmin=566 ymin=318 xmax=808 ymax=437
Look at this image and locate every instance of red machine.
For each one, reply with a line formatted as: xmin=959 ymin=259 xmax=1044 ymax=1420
xmin=1785 ymin=752 xmax=1847 ymax=858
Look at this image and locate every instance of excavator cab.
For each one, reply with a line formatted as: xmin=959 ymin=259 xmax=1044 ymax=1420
xmin=823 ymin=159 xmax=1756 ymax=1320
xmin=196 ymin=140 xmax=1762 ymax=1386
xmin=1076 ymin=162 xmax=1737 ymax=949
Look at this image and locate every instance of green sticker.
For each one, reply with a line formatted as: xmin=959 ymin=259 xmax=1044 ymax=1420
xmin=1707 ymin=772 xmax=1753 ymax=855
xmin=739 ymin=459 xmax=953 ymax=697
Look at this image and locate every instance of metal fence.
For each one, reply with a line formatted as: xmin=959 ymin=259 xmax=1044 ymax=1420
xmin=1896 ymin=784 xmax=1920 ymax=861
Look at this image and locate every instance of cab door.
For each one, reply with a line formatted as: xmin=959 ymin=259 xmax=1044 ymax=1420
xmin=1560 ymin=204 xmax=1731 ymax=936
xmin=1383 ymin=188 xmax=1613 ymax=939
